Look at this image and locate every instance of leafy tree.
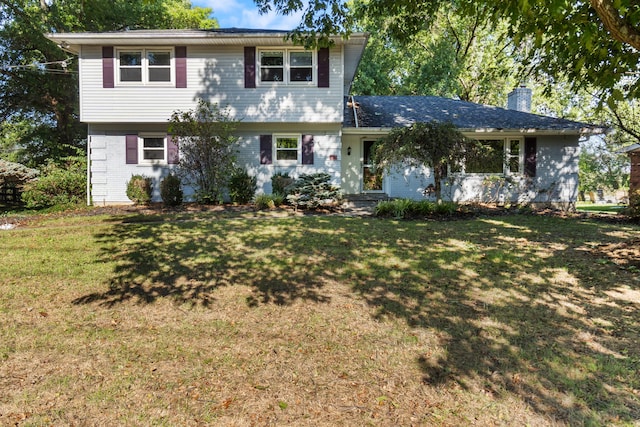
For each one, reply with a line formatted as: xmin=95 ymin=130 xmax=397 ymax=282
xmin=579 ymin=137 xmax=629 ymax=198
xmin=352 ymin=3 xmax=520 ymax=105
xmin=255 ymin=0 xmax=640 ymax=104
xmin=168 ymin=100 xmax=239 ymax=204
xmin=373 ymin=121 xmax=475 ymax=201
xmin=0 ymin=0 xmax=216 ymax=167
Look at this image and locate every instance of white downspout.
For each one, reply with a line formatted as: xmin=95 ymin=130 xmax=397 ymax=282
xmin=350 ymin=95 xmax=359 ymax=128
xmin=86 ymin=134 xmax=91 ymax=206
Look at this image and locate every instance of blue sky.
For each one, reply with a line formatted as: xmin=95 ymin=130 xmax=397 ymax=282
xmin=191 ymin=0 xmax=304 ymax=30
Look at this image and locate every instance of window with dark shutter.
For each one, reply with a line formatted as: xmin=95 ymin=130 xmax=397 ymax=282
xmin=260 ymin=134 xmax=272 ymax=164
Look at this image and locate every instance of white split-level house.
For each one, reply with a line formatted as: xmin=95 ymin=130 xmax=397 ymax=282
xmin=46 ymin=29 xmax=602 ymax=207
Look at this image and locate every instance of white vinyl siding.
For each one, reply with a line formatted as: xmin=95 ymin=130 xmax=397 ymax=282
xmin=79 ymin=45 xmax=344 ymax=123
xmin=88 ymin=124 xmax=342 ymax=203
xmin=379 ymin=135 xmax=580 ymax=206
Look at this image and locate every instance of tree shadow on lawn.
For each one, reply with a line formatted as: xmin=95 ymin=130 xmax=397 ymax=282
xmin=347 ymin=215 xmax=640 ymax=425
xmin=73 ymin=213 xmax=640 ymax=424
xmin=73 ymin=216 xmax=333 ymax=308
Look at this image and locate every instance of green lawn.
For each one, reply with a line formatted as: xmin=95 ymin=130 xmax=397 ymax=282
xmin=1 ymin=209 xmax=639 ymax=425
xmin=576 ymin=202 xmax=627 ymax=214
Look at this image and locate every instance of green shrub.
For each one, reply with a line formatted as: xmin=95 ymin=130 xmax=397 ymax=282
xmin=254 ymin=193 xmax=276 ymax=210
xmin=126 ymin=175 xmax=153 ymax=205
xmin=374 ymin=199 xmax=460 ymax=219
xmin=229 ymin=168 xmax=257 ymax=204
xmin=272 ymin=172 xmax=293 ymax=196
xmin=413 ymin=200 xmax=436 ymax=216
xmin=285 ymin=173 xmax=342 ymax=210
xmin=271 ymin=193 xmax=285 ymax=207
xmin=21 ymin=156 xmax=86 ymax=208
xmin=160 ymin=173 xmax=183 ymax=206
xmin=374 ymin=200 xmax=395 ymax=217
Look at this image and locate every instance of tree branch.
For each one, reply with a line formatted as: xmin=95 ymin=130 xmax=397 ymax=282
xmin=590 ymin=0 xmax=640 ymax=50
xmin=608 ymin=102 xmax=640 ymax=144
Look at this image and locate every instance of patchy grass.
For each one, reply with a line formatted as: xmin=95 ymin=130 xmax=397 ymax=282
xmin=576 ymin=202 xmax=627 ymax=214
xmin=1 ymin=210 xmax=639 ymax=425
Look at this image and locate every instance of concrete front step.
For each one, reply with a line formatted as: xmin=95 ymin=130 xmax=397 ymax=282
xmin=342 ymin=193 xmax=389 ymax=210
xmin=343 ymin=193 xmax=389 ymax=202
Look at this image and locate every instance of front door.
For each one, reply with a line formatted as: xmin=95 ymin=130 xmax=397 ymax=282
xmin=362 ymin=140 xmax=383 ymax=192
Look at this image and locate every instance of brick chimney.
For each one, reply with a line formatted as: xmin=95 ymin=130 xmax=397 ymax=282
xmin=507 ymin=85 xmax=532 ymax=113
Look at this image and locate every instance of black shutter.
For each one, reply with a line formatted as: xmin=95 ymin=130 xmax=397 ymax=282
xmin=167 ymin=135 xmax=179 ymax=164
xmin=244 ymin=47 xmax=256 ymax=89
xmin=317 ymin=48 xmax=329 ymax=88
xmin=260 ymin=135 xmax=272 ymax=164
xmin=125 ymin=134 xmax=138 ymax=164
xmin=102 ymin=46 xmax=114 ymax=88
xmin=302 ymin=135 xmax=314 ymax=165
xmin=175 ymin=46 xmax=187 ymax=88
xmin=524 ymin=137 xmax=537 ymax=177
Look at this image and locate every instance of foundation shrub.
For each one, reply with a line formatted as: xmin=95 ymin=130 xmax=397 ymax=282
xmin=229 ymin=168 xmax=257 ymax=204
xmin=160 ymin=173 xmax=183 ymax=206
xmin=126 ymin=175 xmax=153 ymax=205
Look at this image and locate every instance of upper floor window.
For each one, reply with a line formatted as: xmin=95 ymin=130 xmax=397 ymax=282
xmin=456 ymin=138 xmax=523 ymax=175
xmin=117 ymin=48 xmax=173 ymax=85
xmin=259 ymin=49 xmax=314 ymax=85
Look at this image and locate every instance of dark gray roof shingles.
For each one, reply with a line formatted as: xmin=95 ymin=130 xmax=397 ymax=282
xmin=344 ymin=95 xmax=598 ymax=132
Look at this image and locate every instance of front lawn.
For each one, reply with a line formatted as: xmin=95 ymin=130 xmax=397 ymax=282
xmin=1 ymin=210 xmax=639 ymax=425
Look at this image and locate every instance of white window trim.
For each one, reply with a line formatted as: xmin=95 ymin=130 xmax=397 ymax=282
xmin=257 ymin=48 xmax=316 ymax=86
xmin=138 ymin=134 xmax=168 ymax=165
xmin=274 ymin=134 xmax=302 ymax=165
xmin=116 ymin=47 xmax=174 ymax=86
xmin=453 ymin=137 xmax=524 ymax=175
xmin=506 ymin=138 xmax=524 ymax=175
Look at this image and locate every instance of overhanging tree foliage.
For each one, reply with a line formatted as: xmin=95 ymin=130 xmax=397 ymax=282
xmin=254 ymin=0 xmax=640 ymax=104
xmin=0 ymin=0 xmax=216 ymax=167
xmin=168 ymin=100 xmax=239 ymax=204
xmin=351 ymin=2 xmax=520 ymax=106
xmin=373 ymin=121 xmax=475 ymax=201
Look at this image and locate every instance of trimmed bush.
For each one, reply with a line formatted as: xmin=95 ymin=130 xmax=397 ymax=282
xmin=254 ymin=193 xmax=276 ymax=210
xmin=285 ymin=173 xmax=342 ymax=210
xmin=374 ymin=199 xmax=460 ymax=219
xmin=126 ymin=175 xmax=153 ymax=205
xmin=271 ymin=172 xmax=293 ymax=196
xmin=21 ymin=156 xmax=86 ymax=208
xmin=229 ymin=168 xmax=257 ymax=204
xmin=160 ymin=173 xmax=183 ymax=206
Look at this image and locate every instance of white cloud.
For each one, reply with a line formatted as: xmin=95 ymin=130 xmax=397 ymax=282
xmin=194 ymin=0 xmax=304 ymax=30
